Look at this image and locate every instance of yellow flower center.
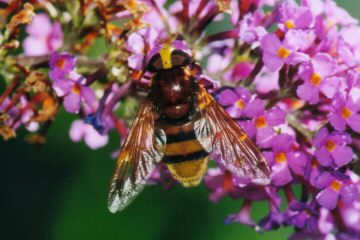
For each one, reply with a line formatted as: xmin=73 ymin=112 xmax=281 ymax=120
xmin=325 ymin=140 xmax=336 ymax=152
xmin=56 ymin=58 xmax=66 ymax=69
xmin=72 ymin=84 xmax=81 ymax=95
xmin=255 ymin=116 xmax=267 ymax=128
xmin=277 ymin=47 xmax=291 ymax=58
xmin=275 ymin=152 xmax=286 ymax=163
xmin=330 ymin=179 xmax=342 ymax=192
xmin=236 ymin=99 xmax=244 ymax=109
xmin=285 ymin=20 xmax=295 ymax=29
xmin=340 ymin=107 xmax=352 ymax=119
xmin=310 ymin=73 xmax=322 ymax=86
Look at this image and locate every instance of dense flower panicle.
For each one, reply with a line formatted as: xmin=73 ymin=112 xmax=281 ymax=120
xmin=0 ymin=0 xmax=360 ymax=238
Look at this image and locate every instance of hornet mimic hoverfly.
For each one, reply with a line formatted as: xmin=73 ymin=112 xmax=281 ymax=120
xmin=108 ymin=42 xmax=271 ymax=213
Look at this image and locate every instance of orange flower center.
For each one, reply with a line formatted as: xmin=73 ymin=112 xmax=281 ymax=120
xmin=304 ymin=209 xmax=312 ymax=216
xmin=223 ymin=170 xmax=234 ymax=192
xmin=42 ymin=97 xmax=54 ymax=109
xmin=325 ymin=140 xmax=336 ymax=152
xmin=275 ymin=152 xmax=286 ymax=163
xmin=255 ymin=116 xmax=267 ymax=128
xmin=277 ymin=47 xmax=291 ymax=58
xmin=311 ymin=158 xmax=319 ymax=167
xmin=56 ymin=58 xmax=66 ymax=69
xmin=340 ymin=107 xmax=352 ymax=119
xmin=126 ymin=0 xmax=136 ymax=8
xmin=236 ymin=99 xmax=244 ymax=109
xmin=285 ymin=20 xmax=295 ymax=29
xmin=330 ymin=179 xmax=342 ymax=192
xmin=72 ymin=84 xmax=81 ymax=95
xmin=310 ymin=73 xmax=322 ymax=86
xmin=290 ymin=99 xmax=305 ymax=110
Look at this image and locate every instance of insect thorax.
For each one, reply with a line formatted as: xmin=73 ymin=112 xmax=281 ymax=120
xmin=150 ymin=66 xmax=198 ymax=120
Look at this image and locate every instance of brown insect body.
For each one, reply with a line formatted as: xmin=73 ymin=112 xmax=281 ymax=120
xmin=107 ymin=44 xmax=271 ymax=213
xmin=150 ymin=66 xmax=209 ymax=186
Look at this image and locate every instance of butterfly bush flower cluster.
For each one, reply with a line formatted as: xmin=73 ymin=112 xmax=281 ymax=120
xmin=0 ymin=0 xmax=360 ymax=238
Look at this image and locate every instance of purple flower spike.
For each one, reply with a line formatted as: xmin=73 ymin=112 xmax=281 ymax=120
xmin=23 ymin=13 xmax=63 ymax=56
xmin=315 ymin=171 xmax=359 ymax=210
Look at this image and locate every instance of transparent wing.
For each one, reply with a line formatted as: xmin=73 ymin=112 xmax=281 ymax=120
xmin=196 ymin=87 xmax=271 ymax=185
xmin=108 ymin=100 xmax=163 ymax=213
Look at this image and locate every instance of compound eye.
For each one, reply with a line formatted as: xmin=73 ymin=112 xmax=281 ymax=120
xmin=147 ymin=49 xmax=191 ymax=72
xmin=171 ymin=50 xmax=191 ymax=68
xmin=147 ymin=53 xmax=162 ymax=72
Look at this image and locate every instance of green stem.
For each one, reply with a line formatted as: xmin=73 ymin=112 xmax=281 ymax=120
xmin=285 ymin=114 xmax=315 ymax=140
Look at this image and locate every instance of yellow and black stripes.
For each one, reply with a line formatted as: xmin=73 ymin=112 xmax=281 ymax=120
xmin=163 ymin=148 xmax=209 ymax=163
xmin=162 ymin=124 xmax=209 ymax=164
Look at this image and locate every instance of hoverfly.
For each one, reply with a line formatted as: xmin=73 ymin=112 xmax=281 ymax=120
xmin=108 ymin=42 xmax=271 ymax=213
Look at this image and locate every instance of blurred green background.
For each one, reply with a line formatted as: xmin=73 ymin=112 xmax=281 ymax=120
xmin=1 ymin=1 xmax=360 ymax=240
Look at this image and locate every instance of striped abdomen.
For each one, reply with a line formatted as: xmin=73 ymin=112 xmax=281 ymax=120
xmin=156 ymin=116 xmax=210 ymax=187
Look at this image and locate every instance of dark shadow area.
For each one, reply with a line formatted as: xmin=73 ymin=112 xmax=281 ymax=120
xmin=0 ymin=117 xmax=81 ymax=240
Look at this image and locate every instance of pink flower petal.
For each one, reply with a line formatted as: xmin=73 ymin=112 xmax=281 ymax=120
xmin=64 ymin=92 xmax=81 ymax=113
